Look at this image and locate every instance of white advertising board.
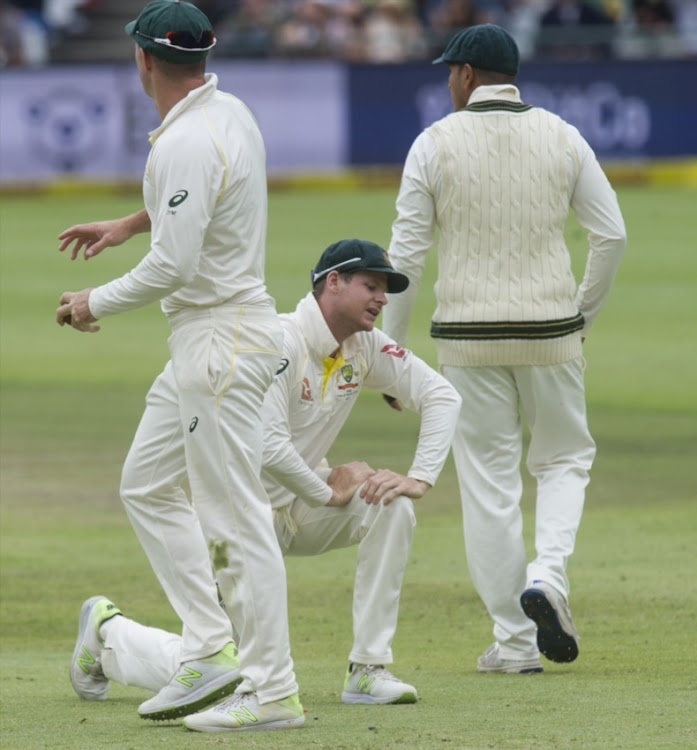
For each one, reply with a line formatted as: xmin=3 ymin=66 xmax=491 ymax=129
xmin=0 ymin=62 xmax=347 ymax=183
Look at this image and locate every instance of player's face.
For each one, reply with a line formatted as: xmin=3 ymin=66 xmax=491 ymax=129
xmin=337 ymin=271 xmax=389 ymax=334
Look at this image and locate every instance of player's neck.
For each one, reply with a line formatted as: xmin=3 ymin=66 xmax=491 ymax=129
xmin=153 ymin=76 xmax=206 ymax=121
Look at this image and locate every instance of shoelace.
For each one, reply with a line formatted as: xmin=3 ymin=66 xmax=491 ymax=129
xmin=213 ymin=692 xmax=250 ymax=713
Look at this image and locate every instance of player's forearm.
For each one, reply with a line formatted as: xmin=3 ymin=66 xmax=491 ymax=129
xmin=264 ymin=445 xmax=333 ymax=507
xmin=88 ymin=247 xmax=189 ymax=319
xmin=122 ymin=208 xmax=151 ymax=237
xmin=575 ymin=231 xmax=626 ymax=333
xmin=408 ymin=382 xmax=462 ymax=486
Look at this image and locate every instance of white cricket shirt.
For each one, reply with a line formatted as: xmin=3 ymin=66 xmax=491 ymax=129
xmin=261 ymin=293 xmax=462 ymax=509
xmin=90 ymin=74 xmax=272 ymax=319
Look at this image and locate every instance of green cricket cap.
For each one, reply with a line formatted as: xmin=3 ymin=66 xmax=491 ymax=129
xmin=433 ymin=24 xmax=519 ymax=76
xmin=125 ymin=0 xmax=216 ymax=64
xmin=311 ymin=239 xmax=410 ymax=294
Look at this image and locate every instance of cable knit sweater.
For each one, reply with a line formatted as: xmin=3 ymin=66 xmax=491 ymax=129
xmin=383 ymin=85 xmax=626 ymax=367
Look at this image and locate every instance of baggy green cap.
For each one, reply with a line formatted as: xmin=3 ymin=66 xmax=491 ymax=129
xmin=125 ymin=0 xmax=215 ymax=64
xmin=433 ymin=24 xmax=519 ymax=76
xmin=311 ymin=239 xmax=410 ymax=294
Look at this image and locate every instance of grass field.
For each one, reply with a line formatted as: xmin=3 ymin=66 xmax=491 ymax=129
xmin=0 ymin=185 xmax=696 ymax=750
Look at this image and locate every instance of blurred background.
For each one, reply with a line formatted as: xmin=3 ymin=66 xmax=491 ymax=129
xmin=1 ymin=0 xmax=696 ymax=186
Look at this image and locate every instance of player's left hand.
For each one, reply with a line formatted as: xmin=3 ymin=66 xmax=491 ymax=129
xmin=56 ymin=289 xmax=100 ymax=333
xmin=360 ymin=469 xmax=430 ymax=505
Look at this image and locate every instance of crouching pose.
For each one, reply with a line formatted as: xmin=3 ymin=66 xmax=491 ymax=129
xmin=70 ymin=239 xmax=461 ymax=731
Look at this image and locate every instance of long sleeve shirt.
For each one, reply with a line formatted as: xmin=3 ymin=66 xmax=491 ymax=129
xmin=90 ymin=74 xmax=272 ymax=320
xmin=261 ymin=293 xmax=462 ymax=509
xmin=382 ymin=84 xmax=626 ymax=366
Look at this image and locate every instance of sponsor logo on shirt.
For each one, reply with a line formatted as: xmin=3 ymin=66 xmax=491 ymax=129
xmin=381 ymin=343 xmax=406 ymax=359
xmin=301 ymin=377 xmax=313 ymax=402
xmin=168 ymin=189 xmax=189 ymax=208
xmin=276 ymin=358 xmax=289 ymax=375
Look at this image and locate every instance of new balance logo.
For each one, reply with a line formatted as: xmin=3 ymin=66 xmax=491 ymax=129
xmin=176 ymin=666 xmax=203 ymax=688
xmin=77 ymin=646 xmax=96 ymax=675
xmin=357 ymin=674 xmax=375 ymax=692
xmin=227 ymin=706 xmax=258 ymax=726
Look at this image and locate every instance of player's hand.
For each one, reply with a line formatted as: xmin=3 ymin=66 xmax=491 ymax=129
xmin=58 ymin=218 xmax=130 ymax=260
xmin=327 ymin=461 xmax=376 ymax=506
xmin=56 ymin=289 xmax=100 ymax=333
xmin=382 ymin=394 xmax=403 ymax=411
xmin=360 ymin=469 xmax=430 ymax=506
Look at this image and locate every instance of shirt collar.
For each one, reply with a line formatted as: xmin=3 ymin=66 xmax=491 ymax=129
xmin=291 ymin=292 xmax=362 ymax=359
xmin=149 ymin=73 xmax=218 ymax=142
xmin=468 ymin=83 xmax=522 ymax=105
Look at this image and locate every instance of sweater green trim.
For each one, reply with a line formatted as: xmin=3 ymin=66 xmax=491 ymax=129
xmin=462 ymin=101 xmax=533 ymax=113
xmin=430 ymin=313 xmax=585 ymax=340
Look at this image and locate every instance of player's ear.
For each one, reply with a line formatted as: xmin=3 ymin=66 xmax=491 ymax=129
xmin=326 ymin=270 xmax=341 ymax=293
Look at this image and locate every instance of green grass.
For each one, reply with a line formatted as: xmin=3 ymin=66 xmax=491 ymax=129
xmin=1 ymin=185 xmax=696 ymax=749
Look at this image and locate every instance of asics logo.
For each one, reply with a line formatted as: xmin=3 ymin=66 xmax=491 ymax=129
xmin=168 ymin=190 xmax=189 ymax=208
xmin=176 ymin=666 xmax=203 ymax=688
xmin=189 ymin=417 xmax=199 ymax=433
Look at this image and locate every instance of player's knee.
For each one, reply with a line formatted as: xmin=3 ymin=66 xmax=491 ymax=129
xmin=385 ymin=494 xmax=416 ymax=526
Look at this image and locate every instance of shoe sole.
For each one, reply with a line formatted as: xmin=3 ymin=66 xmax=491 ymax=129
xmin=70 ymin=595 xmax=109 ymax=700
xmin=520 ymin=588 xmax=579 ymax=663
xmin=139 ymin=674 xmax=243 ymax=721
xmin=185 ymin=716 xmax=306 ymax=732
xmin=477 ymin=665 xmax=543 ymax=674
xmin=341 ymin=691 xmax=418 ymax=705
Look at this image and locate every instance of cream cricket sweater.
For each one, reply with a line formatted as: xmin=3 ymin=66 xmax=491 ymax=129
xmin=425 ymin=101 xmax=583 ymax=366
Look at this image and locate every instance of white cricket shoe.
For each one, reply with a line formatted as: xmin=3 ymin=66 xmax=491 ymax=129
xmin=476 ymin=642 xmax=543 ymax=674
xmin=70 ymin=596 xmax=122 ymax=701
xmin=138 ymin=642 xmax=242 ymax=720
xmin=520 ymin=581 xmax=579 ymax=663
xmin=341 ymin=663 xmax=418 ymax=704
xmin=184 ymin=691 xmax=305 ymax=732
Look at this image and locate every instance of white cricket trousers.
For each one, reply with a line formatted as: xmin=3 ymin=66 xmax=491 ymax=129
xmin=275 ymin=482 xmax=416 ymax=666
xmin=119 ymin=302 xmax=298 ymax=703
xmin=98 ymin=488 xmax=415 ymax=691
xmin=442 ymin=359 xmax=596 ymax=659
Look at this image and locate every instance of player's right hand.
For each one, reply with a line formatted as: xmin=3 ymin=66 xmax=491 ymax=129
xmin=327 ymin=461 xmax=376 ymax=506
xmin=58 ymin=219 xmax=128 ymax=260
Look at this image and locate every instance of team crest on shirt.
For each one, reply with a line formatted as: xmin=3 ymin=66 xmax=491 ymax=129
xmin=337 ymin=365 xmax=360 ymax=395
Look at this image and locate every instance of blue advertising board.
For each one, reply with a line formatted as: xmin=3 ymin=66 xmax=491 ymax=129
xmin=348 ymin=60 xmax=697 ymax=166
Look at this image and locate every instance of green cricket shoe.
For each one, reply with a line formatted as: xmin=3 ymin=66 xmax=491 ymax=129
xmin=138 ymin=642 xmax=242 ymax=721
xmin=70 ymin=596 xmax=122 ymax=700
xmin=341 ymin=663 xmax=418 ymax=704
xmin=184 ymin=691 xmax=305 ymax=732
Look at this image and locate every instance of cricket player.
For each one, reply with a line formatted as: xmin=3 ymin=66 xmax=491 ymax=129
xmin=56 ymin=0 xmax=302 ymax=730
xmin=69 ymin=238 xmax=462 ymax=732
xmin=381 ymin=25 xmax=626 ymax=673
